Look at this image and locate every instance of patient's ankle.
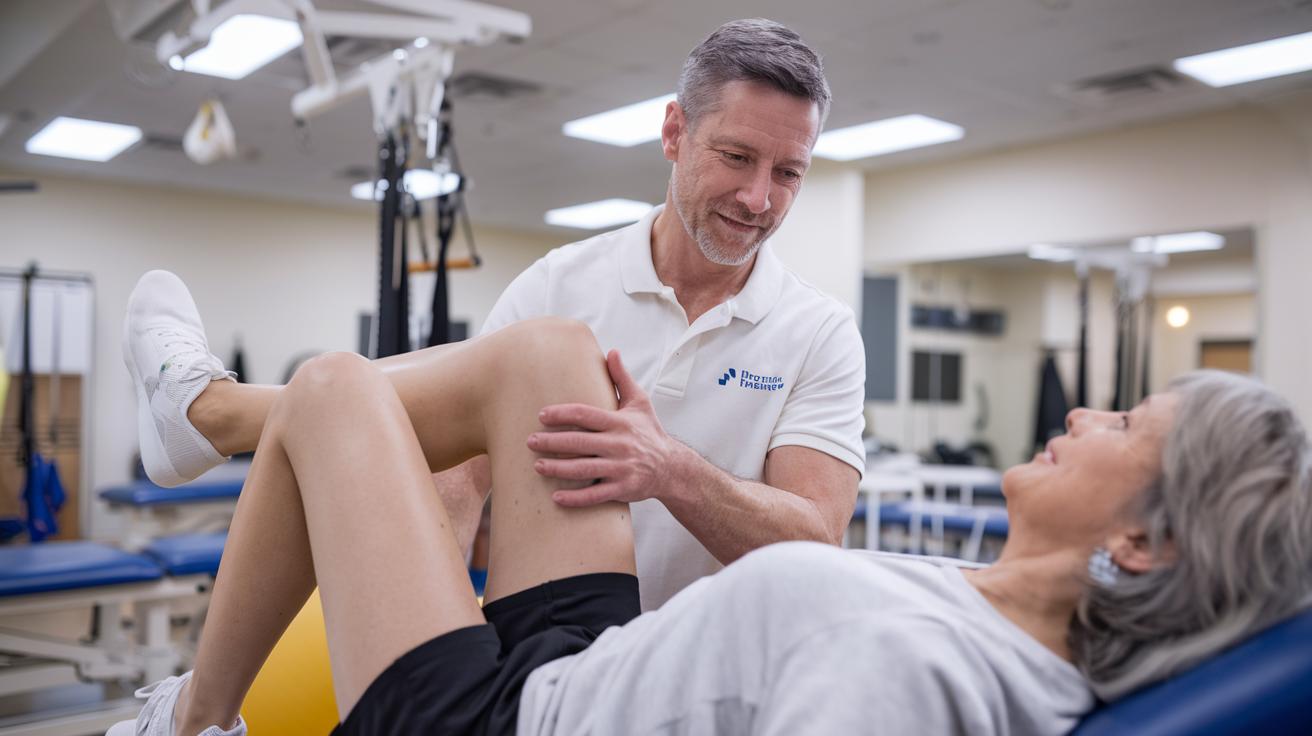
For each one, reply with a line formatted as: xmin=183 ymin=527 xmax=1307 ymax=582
xmin=187 ymin=381 xmax=236 ymax=456
xmin=172 ymin=679 xmax=196 ymax=735
xmin=175 ymin=679 xmax=241 ymax=735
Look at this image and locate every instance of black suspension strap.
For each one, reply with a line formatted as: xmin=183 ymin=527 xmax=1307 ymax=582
xmin=376 ymin=130 xmax=410 ymax=358
xmin=426 ymin=98 xmax=482 ymax=347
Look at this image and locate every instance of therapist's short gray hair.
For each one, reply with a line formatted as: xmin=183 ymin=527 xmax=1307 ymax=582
xmin=1070 ymin=370 xmax=1312 ymax=700
xmin=677 ymin=19 xmax=831 ymax=132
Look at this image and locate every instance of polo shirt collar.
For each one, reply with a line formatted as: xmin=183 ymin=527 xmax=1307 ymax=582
xmin=619 ymin=204 xmax=785 ymax=325
xmin=619 ymin=205 xmax=667 ymax=296
xmin=732 ymin=243 xmax=785 ymax=324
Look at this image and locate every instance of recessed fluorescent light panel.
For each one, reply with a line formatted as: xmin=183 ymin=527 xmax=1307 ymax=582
xmin=545 ymin=199 xmax=654 ymax=229
xmin=813 ymin=114 xmax=964 ymax=161
xmin=1174 ymin=31 xmax=1312 ymax=87
xmin=351 ymin=170 xmax=461 ymax=201
xmin=1027 ymin=243 xmax=1076 ymax=262
xmin=180 ymin=14 xmax=303 ymax=80
xmin=563 ymin=94 xmax=676 ymax=147
xmin=25 ymin=116 xmax=143 ymax=162
xmin=1131 ymin=231 xmax=1225 ymax=255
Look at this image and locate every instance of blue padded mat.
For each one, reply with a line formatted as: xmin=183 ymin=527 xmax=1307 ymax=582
xmin=99 ymin=479 xmax=243 ymax=506
xmin=143 ymin=533 xmax=227 ymax=576
xmin=1073 ymin=607 xmax=1312 ymax=735
xmin=852 ymin=500 xmax=1010 ymax=537
xmin=0 ymin=541 xmax=162 ymax=597
xmin=0 ymin=518 xmax=24 ymax=542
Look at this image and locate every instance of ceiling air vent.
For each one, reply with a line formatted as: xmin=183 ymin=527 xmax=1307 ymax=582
xmin=326 ymin=37 xmax=399 ymax=69
xmin=448 ymin=72 xmax=542 ymax=101
xmin=1058 ymin=66 xmax=1195 ymax=107
xmin=141 ymin=133 xmax=184 ymax=151
xmin=337 ymin=164 xmax=374 ymax=180
xmin=105 ymin=0 xmax=191 ymax=44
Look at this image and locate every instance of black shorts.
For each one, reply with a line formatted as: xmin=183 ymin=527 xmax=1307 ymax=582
xmin=333 ymin=572 xmax=640 ymax=736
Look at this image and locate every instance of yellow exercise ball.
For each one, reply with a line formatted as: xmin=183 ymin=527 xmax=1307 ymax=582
xmin=241 ymin=588 xmax=339 ymax=734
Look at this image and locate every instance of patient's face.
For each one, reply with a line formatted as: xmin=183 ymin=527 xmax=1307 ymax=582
xmin=1003 ymin=393 xmax=1178 ymax=547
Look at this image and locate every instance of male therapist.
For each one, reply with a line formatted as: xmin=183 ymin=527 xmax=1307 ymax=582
xmin=465 ymin=18 xmax=867 ymax=611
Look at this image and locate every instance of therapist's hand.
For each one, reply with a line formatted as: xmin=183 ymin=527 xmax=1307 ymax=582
xmin=528 ymin=350 xmax=690 ymax=507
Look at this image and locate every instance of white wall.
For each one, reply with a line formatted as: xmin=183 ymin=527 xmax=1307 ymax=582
xmin=0 ymin=169 xmax=562 ymax=540
xmin=863 ymin=99 xmax=1312 ymax=423
xmin=1151 ymin=293 xmax=1257 ymax=391
xmin=769 ymin=161 xmax=864 ymax=315
xmin=1152 ymin=256 xmax=1257 ymax=298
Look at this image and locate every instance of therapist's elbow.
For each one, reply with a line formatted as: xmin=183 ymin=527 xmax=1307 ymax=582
xmin=800 ymin=497 xmax=850 ymax=547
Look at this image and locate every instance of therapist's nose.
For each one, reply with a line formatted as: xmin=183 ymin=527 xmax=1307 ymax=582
xmin=736 ymin=166 xmax=772 ymax=215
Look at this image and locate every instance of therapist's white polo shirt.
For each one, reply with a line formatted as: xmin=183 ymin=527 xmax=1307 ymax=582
xmin=482 ymin=205 xmax=866 ymax=610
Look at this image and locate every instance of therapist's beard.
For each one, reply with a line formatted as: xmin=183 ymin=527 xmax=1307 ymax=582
xmin=671 ymin=173 xmax=772 ymax=267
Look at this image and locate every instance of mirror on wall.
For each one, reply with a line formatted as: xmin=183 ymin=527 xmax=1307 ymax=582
xmin=864 ymin=227 xmax=1257 ymax=470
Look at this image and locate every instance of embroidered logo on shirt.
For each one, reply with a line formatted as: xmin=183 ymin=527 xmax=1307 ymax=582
xmin=718 ymin=368 xmax=785 ymax=392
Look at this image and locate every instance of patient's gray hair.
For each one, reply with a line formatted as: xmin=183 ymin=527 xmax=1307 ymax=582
xmin=677 ymin=19 xmax=831 ymax=132
xmin=1070 ymin=370 xmax=1312 ymax=700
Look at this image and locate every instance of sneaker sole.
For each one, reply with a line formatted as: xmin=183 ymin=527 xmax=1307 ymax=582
xmin=122 ymin=303 xmax=189 ymax=488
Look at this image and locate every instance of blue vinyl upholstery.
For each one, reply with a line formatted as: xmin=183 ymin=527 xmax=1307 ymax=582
xmin=852 ymin=500 xmax=1010 ymax=536
xmin=877 ymin=502 xmax=1010 ymax=536
xmin=1072 ymin=607 xmax=1312 ymax=735
xmin=142 ymin=533 xmax=227 ymax=576
xmin=0 ymin=542 xmax=161 ymax=596
xmin=99 ymin=479 xmax=243 ymax=506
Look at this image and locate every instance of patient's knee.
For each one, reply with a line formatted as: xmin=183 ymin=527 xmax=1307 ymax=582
xmin=502 ymin=317 xmax=602 ymax=367
xmin=279 ymin=351 xmax=385 ymax=418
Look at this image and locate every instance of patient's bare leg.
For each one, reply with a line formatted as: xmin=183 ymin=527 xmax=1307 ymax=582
xmin=191 ymin=339 xmax=497 ymax=552
xmin=176 ymin=318 xmax=634 ymax=733
xmin=191 ymin=341 xmax=477 ymax=462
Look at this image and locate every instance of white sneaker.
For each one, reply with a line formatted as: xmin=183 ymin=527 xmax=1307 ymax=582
xmin=105 ymin=671 xmax=247 ymax=736
xmin=123 ymin=271 xmax=235 ymax=488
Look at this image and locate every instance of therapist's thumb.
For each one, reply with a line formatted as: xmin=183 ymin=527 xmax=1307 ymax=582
xmin=607 ymin=350 xmax=645 ymax=407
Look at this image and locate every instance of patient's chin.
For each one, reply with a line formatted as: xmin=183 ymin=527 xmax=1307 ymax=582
xmin=1001 ymin=463 xmax=1041 ymax=498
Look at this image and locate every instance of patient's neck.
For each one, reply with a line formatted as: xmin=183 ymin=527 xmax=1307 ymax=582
xmin=962 ymin=551 xmax=1085 ymax=662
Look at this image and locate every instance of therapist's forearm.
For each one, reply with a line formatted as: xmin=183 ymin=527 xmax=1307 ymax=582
xmin=659 ymin=444 xmax=837 ymax=566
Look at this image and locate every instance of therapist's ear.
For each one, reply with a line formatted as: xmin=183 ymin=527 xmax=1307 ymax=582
xmin=661 ymin=101 xmax=686 ymax=162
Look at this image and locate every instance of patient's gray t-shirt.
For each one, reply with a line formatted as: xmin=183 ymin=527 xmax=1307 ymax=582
xmin=518 ymin=542 xmax=1093 ymax=735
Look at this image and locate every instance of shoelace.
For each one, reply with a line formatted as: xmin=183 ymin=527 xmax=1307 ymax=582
xmin=152 ymin=328 xmax=225 ymax=378
xmin=154 ymin=327 xmax=207 ymax=357
xmin=131 ymin=674 xmax=185 ymax=736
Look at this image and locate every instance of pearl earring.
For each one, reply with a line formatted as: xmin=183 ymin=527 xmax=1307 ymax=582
xmin=1088 ymin=547 xmax=1120 ymax=586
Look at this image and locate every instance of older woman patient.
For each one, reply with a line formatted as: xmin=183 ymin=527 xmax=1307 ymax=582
xmin=113 ymin=271 xmax=1311 ymax=736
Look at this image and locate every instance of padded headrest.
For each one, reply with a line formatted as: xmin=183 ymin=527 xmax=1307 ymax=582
xmin=1072 ymin=607 xmax=1312 ymax=735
